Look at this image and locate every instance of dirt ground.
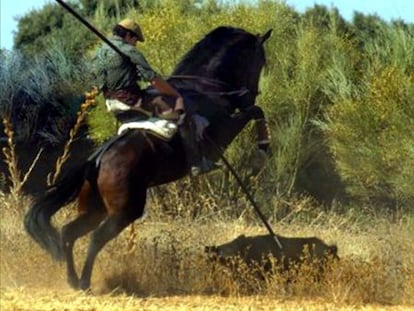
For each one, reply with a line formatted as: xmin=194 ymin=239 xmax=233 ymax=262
xmin=1 ymin=288 xmax=412 ymax=311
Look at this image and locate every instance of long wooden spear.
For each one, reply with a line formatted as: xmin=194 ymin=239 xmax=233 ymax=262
xmin=54 ymin=0 xmax=129 ymax=59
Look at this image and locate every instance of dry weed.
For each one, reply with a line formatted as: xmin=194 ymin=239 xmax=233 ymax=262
xmin=1 ymin=117 xmax=43 ymax=201
xmin=47 ymin=87 xmax=98 ymax=185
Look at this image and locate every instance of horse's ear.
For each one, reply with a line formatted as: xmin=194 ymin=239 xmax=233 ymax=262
xmin=260 ymin=29 xmax=273 ymax=44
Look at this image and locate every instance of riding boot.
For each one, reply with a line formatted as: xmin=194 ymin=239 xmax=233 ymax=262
xmin=192 ymin=146 xmax=221 ymax=177
xmin=180 ymin=121 xmax=219 ymax=176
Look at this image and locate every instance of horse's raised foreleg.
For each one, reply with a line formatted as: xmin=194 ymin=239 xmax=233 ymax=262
xmin=78 ymin=186 xmax=147 ymax=291
xmin=207 ymin=106 xmax=267 ymax=157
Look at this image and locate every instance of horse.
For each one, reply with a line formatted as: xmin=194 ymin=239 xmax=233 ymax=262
xmin=24 ymin=26 xmax=273 ymax=291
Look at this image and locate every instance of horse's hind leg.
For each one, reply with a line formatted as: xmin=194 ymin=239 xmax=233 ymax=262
xmin=61 ymin=181 xmax=106 ymax=289
xmin=78 ymin=186 xmax=147 ymax=291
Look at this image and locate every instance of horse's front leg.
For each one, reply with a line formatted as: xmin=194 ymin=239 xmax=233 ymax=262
xmin=208 ymin=105 xmax=270 ymax=152
xmin=240 ymin=105 xmax=271 ymax=153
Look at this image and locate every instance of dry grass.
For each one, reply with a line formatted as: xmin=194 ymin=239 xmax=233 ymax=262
xmin=0 ymin=197 xmax=413 ymax=310
xmin=1 ymin=290 xmax=411 ymax=311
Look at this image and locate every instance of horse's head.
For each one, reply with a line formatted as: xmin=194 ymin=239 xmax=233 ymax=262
xmin=172 ymin=26 xmax=272 ymax=112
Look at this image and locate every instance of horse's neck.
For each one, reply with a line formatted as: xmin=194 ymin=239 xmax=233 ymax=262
xmin=192 ymin=93 xmax=234 ymax=122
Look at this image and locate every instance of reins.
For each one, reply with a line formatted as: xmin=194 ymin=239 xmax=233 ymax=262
xmin=168 ymin=75 xmax=227 ymax=87
xmin=209 ymin=87 xmax=250 ymax=97
xmin=168 ymin=75 xmax=251 ymax=97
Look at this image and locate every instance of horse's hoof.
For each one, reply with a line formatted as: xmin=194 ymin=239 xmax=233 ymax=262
xmin=79 ymin=280 xmax=91 ymax=292
xmin=67 ymin=276 xmax=80 ymax=290
xmin=52 ymin=250 xmax=65 ymax=262
xmin=82 ymin=287 xmax=94 ymax=295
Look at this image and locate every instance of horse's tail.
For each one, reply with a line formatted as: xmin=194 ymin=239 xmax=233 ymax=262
xmin=24 ymin=161 xmax=90 ymax=261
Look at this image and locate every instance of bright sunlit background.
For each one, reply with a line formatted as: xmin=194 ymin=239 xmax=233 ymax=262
xmin=1 ymin=0 xmax=414 ymax=50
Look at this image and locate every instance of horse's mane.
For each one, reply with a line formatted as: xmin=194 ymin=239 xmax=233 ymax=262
xmin=172 ymin=26 xmax=260 ymax=84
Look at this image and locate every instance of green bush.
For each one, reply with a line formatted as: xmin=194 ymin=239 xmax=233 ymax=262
xmin=319 ymin=22 xmax=414 ymax=210
xmin=0 ymin=47 xmax=92 ymax=145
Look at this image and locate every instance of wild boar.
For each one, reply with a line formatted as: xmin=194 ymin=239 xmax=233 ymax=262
xmin=205 ymin=233 xmax=338 ymax=277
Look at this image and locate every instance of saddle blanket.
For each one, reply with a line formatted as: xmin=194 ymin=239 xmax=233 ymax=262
xmin=118 ymin=118 xmax=178 ymax=140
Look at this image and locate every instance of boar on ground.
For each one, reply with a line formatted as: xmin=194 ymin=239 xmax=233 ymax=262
xmin=205 ymin=233 xmax=338 ymax=278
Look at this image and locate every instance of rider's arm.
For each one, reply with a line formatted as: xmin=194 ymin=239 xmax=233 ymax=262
xmin=124 ymin=45 xmax=184 ymax=113
xmin=150 ymin=77 xmax=184 ymax=113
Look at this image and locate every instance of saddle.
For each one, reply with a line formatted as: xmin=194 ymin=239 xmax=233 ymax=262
xmin=117 ymin=118 xmax=178 ymax=140
xmin=102 ymin=87 xmax=217 ymax=173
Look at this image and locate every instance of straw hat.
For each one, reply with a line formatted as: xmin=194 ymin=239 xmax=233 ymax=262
xmin=117 ymin=18 xmax=144 ymax=42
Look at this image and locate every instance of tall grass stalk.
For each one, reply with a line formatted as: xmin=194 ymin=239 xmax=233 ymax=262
xmin=47 ymin=87 xmax=98 ymax=186
xmin=1 ymin=116 xmax=43 ymax=202
xmin=2 ymin=117 xmax=21 ymax=199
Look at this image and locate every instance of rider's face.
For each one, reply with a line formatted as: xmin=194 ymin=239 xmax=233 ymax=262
xmin=125 ymin=33 xmax=139 ymax=46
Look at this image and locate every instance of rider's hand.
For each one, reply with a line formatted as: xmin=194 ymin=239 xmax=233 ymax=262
xmin=174 ymin=96 xmax=185 ymax=114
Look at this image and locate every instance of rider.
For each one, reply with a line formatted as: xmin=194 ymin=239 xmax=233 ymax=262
xmin=92 ymin=18 xmax=218 ymax=175
xmin=92 ymin=18 xmax=183 ymax=121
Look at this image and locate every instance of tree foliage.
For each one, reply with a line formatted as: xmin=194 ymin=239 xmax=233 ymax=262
xmin=14 ymin=1 xmax=96 ymax=60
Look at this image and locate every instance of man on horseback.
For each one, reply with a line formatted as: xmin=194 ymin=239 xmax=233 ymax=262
xmin=26 ymin=24 xmax=273 ymax=291
xmin=93 ymin=18 xmax=218 ymax=175
xmin=93 ymin=18 xmax=184 ymax=121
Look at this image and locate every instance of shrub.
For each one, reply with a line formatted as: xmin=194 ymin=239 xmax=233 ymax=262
xmin=0 ymin=46 xmax=92 ymax=145
xmin=318 ymin=22 xmax=414 ymax=210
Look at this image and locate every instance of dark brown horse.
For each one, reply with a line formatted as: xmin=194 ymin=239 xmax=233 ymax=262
xmin=24 ymin=26 xmax=272 ymax=291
